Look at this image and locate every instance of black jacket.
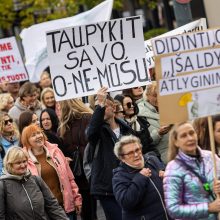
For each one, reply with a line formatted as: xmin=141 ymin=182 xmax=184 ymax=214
xmin=112 ymin=154 xmax=170 ymax=220
xmin=0 ymin=171 xmax=68 ymax=220
xmin=86 ymin=105 xmax=135 ymax=196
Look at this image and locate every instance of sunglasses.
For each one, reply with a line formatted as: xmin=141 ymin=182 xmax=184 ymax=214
xmin=124 ymin=102 xmax=134 ymax=109
xmin=4 ymin=118 xmax=13 ymax=125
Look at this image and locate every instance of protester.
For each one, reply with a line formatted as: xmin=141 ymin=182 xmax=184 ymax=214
xmin=114 ymin=100 xmax=124 ymax=119
xmin=5 ymin=81 xmax=20 ymax=101
xmin=0 ymin=113 xmax=19 ymax=174
xmin=0 ymin=146 xmax=68 ymax=219
xmin=86 ymin=87 xmax=136 ymax=220
xmin=163 ymin=122 xmax=220 ymax=219
xmin=40 ymin=108 xmax=64 ymax=151
xmin=18 ymin=111 xmax=39 ymax=134
xmin=202 ymin=114 xmax=220 ymax=155
xmin=112 ymin=135 xmax=169 ymax=220
xmin=8 ymin=82 xmax=43 ymax=125
xmin=21 ymin=124 xmax=82 ymax=220
xmin=115 ymin=94 xmax=154 ymax=155
xmin=0 ymin=93 xmax=14 ymax=113
xmin=59 ymin=98 xmax=95 ymax=220
xmin=122 ymin=86 xmax=144 ymax=102
xmin=41 ymin=87 xmax=56 ymax=110
xmin=193 ymin=117 xmax=208 ymax=147
xmin=137 ymin=82 xmax=171 ymax=163
xmin=39 ymin=70 xmax=52 ymax=90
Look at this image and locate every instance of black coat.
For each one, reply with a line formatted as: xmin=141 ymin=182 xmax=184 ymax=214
xmin=112 ymin=154 xmax=170 ymax=220
xmin=86 ymin=105 xmax=135 ymax=196
xmin=0 ymin=172 xmax=68 ymax=220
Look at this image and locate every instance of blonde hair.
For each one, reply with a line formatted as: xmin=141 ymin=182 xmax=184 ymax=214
xmin=40 ymin=87 xmax=55 ymax=106
xmin=167 ymin=121 xmax=193 ymax=161
xmin=0 ymin=113 xmax=19 ymax=139
xmin=145 ymin=81 xmax=157 ymax=99
xmin=0 ymin=93 xmax=14 ymax=112
xmin=59 ymin=98 xmax=93 ymax=137
xmin=3 ymin=146 xmax=28 ymax=174
xmin=114 ymin=135 xmax=142 ymax=159
xmin=21 ymin=124 xmax=47 ymax=149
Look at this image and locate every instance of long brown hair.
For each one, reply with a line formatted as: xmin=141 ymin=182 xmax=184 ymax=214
xmin=59 ymin=98 xmax=93 ymax=138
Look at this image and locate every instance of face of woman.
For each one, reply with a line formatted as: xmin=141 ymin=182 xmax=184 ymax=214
xmin=214 ymin=121 xmax=220 ymax=146
xmin=3 ymin=116 xmax=14 ymax=133
xmin=43 ymin=91 xmax=55 ymax=108
xmin=132 ymin=87 xmax=143 ymax=98
xmin=22 ymin=92 xmax=37 ymax=107
xmin=11 ymin=158 xmax=28 ymax=176
xmin=174 ymin=123 xmax=198 ymax=155
xmin=41 ymin=112 xmax=52 ymax=131
xmin=121 ymin=142 xmax=143 ymax=168
xmin=147 ymin=89 xmax=158 ymax=107
xmin=28 ymin=130 xmax=45 ymax=148
xmin=6 ymin=97 xmax=14 ymax=111
xmin=32 ymin=114 xmax=39 ymax=126
xmin=123 ymin=97 xmax=134 ymax=117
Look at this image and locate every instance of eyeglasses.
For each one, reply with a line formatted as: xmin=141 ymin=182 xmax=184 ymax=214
xmin=121 ymin=148 xmax=142 ymax=158
xmin=124 ymin=102 xmax=134 ymax=109
xmin=4 ymin=118 xmax=13 ymax=125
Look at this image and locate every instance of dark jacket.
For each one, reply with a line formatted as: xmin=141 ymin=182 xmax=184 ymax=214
xmin=112 ymin=154 xmax=170 ymax=220
xmin=0 ymin=171 xmax=68 ymax=220
xmin=62 ymin=113 xmax=92 ymax=190
xmin=134 ymin=116 xmax=155 ymax=154
xmin=86 ymin=105 xmax=135 ymax=196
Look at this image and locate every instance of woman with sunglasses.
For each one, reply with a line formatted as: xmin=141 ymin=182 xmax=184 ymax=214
xmin=0 ymin=113 xmax=19 ymax=174
xmin=115 ymin=94 xmax=155 ymax=155
xmin=112 ymin=135 xmax=170 ymax=220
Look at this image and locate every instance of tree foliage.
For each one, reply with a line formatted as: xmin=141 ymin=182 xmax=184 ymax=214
xmin=0 ymin=0 xmax=157 ymax=31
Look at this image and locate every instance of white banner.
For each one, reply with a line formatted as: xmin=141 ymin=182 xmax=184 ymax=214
xmin=145 ymin=18 xmax=207 ymax=68
xmin=20 ymin=0 xmax=113 ymax=82
xmin=160 ymin=47 xmax=220 ymax=78
xmin=187 ymin=87 xmax=220 ymax=120
xmin=46 ymin=16 xmax=151 ymax=101
xmin=0 ymin=37 xmax=28 ymax=83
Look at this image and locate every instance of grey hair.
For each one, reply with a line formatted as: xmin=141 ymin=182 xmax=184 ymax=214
xmin=114 ymin=135 xmax=142 ymax=159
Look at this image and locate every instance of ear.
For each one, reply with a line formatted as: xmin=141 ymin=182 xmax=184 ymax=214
xmin=174 ymin=139 xmax=179 ymax=149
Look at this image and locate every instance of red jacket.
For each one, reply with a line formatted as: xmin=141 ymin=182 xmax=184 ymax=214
xmin=23 ymin=141 xmax=82 ymax=213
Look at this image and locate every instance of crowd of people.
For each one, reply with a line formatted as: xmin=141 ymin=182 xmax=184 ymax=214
xmin=0 ymin=71 xmax=220 ymax=220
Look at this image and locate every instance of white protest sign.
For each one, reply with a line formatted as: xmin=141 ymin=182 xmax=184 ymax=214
xmin=160 ymin=47 xmax=220 ymax=78
xmin=152 ymin=28 xmax=220 ymax=56
xmin=0 ymin=37 xmax=28 ymax=83
xmin=159 ymin=68 xmax=220 ymax=95
xmin=20 ymin=0 xmax=113 ymax=83
xmin=187 ymin=87 xmax=220 ymax=120
xmin=145 ymin=18 xmax=207 ymax=68
xmin=46 ymin=16 xmax=150 ymax=101
xmin=154 ymin=27 xmax=220 ymax=124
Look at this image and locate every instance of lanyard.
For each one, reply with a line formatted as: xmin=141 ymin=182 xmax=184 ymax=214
xmin=176 ymin=158 xmax=215 ymax=199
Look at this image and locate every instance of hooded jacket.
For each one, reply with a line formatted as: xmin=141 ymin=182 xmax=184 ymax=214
xmin=23 ymin=141 xmax=82 ymax=214
xmin=0 ymin=170 xmax=68 ymax=220
xmin=164 ymin=148 xmax=220 ymax=220
xmin=8 ymin=97 xmax=43 ymax=125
